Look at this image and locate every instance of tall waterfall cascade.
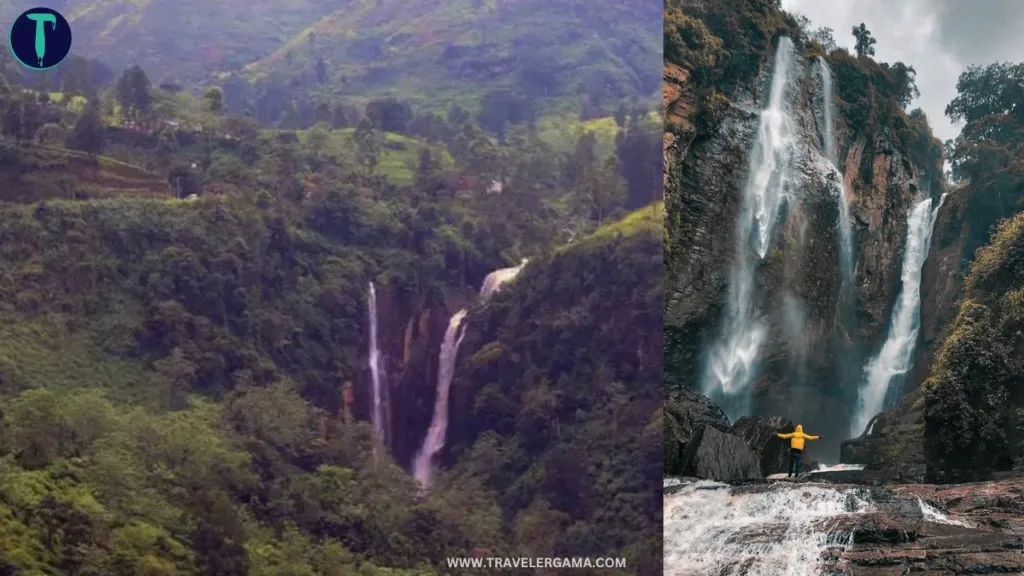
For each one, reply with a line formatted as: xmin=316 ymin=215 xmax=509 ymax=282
xmin=852 ymin=194 xmax=946 ymax=436
xmin=367 ymin=282 xmax=387 ymax=447
xmin=702 ymin=37 xmax=798 ymax=415
xmin=412 ymin=259 xmax=528 ymax=489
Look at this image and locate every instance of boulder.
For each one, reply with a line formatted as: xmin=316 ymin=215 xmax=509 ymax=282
xmin=681 ymin=424 xmax=762 ymax=481
xmin=664 ymin=387 xmax=729 ymax=475
xmin=840 ymin=436 xmax=876 ymax=465
xmin=729 ymin=415 xmax=794 ymax=476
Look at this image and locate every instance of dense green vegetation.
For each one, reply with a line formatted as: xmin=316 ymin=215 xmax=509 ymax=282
xmin=923 ymin=213 xmax=1024 ymax=481
xmin=0 ymin=18 xmax=662 ymax=571
xmin=944 ymin=63 xmax=1024 ymax=260
xmin=919 ymin=63 xmax=1024 ymax=482
xmin=450 ymin=205 xmax=663 ymax=574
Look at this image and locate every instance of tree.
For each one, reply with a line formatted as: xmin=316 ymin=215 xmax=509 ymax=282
xmin=944 ymin=62 xmax=1024 ymax=251
xmin=20 ymin=98 xmax=42 ymax=143
xmin=415 ymin=148 xmax=444 ymax=195
xmin=331 ymin=103 xmax=349 ymax=129
xmin=66 ymin=101 xmax=104 ymax=154
xmin=34 ymin=122 xmax=65 ymax=147
xmin=365 ymin=97 xmax=410 ymax=133
xmin=613 ymin=102 xmax=628 ymax=129
xmin=315 ymin=56 xmax=328 ymax=84
xmin=314 ymin=101 xmax=332 ymax=125
xmin=306 ymin=122 xmax=330 ymax=158
xmin=478 ymin=90 xmax=536 ymax=142
xmin=353 ymin=118 xmax=381 ymax=172
xmin=852 ymin=23 xmax=876 ymax=57
xmin=60 ymin=55 xmax=95 ymax=98
xmin=3 ymin=99 xmax=21 ymax=142
xmin=154 ymin=129 xmax=179 ymax=166
xmin=886 ymin=62 xmax=919 ymax=108
xmin=810 ymin=27 xmax=837 ymax=53
xmin=204 ymin=86 xmax=224 ymax=113
xmin=115 ymin=65 xmax=152 ymax=125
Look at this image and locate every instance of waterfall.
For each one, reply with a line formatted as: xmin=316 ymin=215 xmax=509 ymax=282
xmin=851 ymin=194 xmax=946 ymax=436
xmin=368 ymin=282 xmax=387 ymax=446
xmin=664 ymin=481 xmax=873 ymax=576
xmin=818 ymin=57 xmax=854 ymax=285
xmin=479 ymin=259 xmax=528 ymax=299
xmin=412 ymin=309 xmax=467 ymax=488
xmin=703 ymin=37 xmax=797 ymax=416
xmin=412 ymin=260 xmax=528 ymax=489
xmin=818 ymin=58 xmax=837 ymax=165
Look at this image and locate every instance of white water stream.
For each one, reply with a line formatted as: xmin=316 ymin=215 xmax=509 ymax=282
xmin=852 ymin=195 xmax=946 ymax=436
xmin=412 ymin=260 xmax=528 ymax=488
xmin=665 ymin=480 xmax=873 ymax=576
xmin=703 ymin=38 xmax=798 ymax=415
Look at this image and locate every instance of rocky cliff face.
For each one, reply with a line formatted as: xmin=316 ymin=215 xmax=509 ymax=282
xmin=664 ymin=33 xmax=943 ymax=451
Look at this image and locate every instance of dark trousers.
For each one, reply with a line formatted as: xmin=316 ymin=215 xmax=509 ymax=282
xmin=788 ymin=448 xmax=803 ymax=477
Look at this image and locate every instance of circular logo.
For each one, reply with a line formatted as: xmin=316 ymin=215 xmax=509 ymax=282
xmin=8 ymin=7 xmax=72 ymax=70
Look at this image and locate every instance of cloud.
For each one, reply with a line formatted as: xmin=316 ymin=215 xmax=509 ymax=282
xmin=781 ymin=0 xmax=1024 ymax=142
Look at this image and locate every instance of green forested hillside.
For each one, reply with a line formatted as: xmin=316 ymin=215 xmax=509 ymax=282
xmin=0 ymin=198 xmax=661 ymax=574
xmin=0 ymin=34 xmax=662 ymax=570
xmin=0 ymin=0 xmax=659 ymax=118
xmin=921 ymin=63 xmax=1024 ymax=481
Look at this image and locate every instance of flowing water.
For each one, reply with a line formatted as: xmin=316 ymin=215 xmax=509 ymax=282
xmin=852 ymin=195 xmax=947 ymax=436
xmin=703 ymin=38 xmax=798 ymax=416
xmin=412 ymin=309 xmax=468 ymax=487
xmin=412 ymin=260 xmax=528 ymax=488
xmin=367 ymin=282 xmax=387 ymax=446
xmin=480 ymin=259 xmax=528 ymax=299
xmin=819 ymin=58 xmax=854 ymax=287
xmin=664 ymin=480 xmax=873 ymax=576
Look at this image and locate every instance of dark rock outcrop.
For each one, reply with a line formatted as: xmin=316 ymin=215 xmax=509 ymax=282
xmin=663 ymin=11 xmax=944 ymax=450
xmin=839 ymin=479 xmax=1024 ymax=574
xmin=729 ymin=415 xmax=794 ymax=476
xmin=664 ymin=387 xmax=729 ymax=474
xmin=840 ymin=394 xmax=927 ymax=483
xmin=681 ymin=424 xmax=762 ymax=481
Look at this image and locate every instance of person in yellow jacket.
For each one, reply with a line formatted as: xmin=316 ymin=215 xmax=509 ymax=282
xmin=777 ymin=425 xmax=820 ymax=478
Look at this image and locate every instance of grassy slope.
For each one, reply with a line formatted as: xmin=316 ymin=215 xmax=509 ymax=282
xmin=236 ymin=0 xmax=660 ymax=110
xmin=0 ymin=0 xmax=658 ymax=112
xmin=0 ymin=141 xmax=170 ymax=202
xmin=0 ymin=0 xmax=338 ymax=85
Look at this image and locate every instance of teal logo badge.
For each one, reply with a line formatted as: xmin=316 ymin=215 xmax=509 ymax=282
xmin=9 ymin=7 xmax=72 ymax=70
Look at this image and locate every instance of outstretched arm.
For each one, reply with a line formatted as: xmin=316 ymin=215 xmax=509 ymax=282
xmin=777 ymin=432 xmax=794 ymax=439
xmin=806 ymin=434 xmax=820 ymax=440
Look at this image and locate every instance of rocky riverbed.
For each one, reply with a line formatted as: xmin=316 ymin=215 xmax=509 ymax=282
xmin=664 ymin=476 xmax=1024 ymax=575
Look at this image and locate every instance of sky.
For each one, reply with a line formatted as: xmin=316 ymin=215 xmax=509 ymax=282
xmin=780 ymin=0 xmax=1024 ymax=142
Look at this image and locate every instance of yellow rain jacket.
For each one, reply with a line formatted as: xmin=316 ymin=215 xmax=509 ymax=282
xmin=777 ymin=425 xmax=819 ymax=451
